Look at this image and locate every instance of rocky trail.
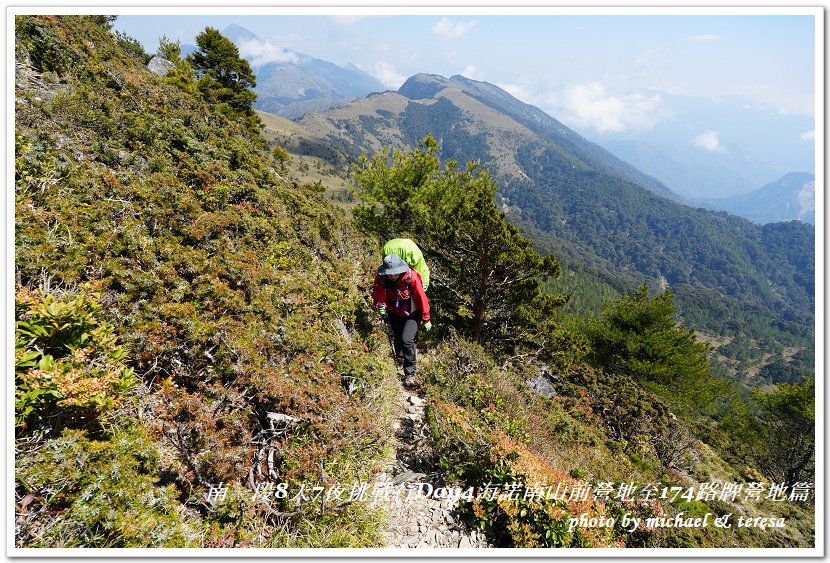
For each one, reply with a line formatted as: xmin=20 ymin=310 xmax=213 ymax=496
xmin=374 ymin=380 xmax=490 ymax=549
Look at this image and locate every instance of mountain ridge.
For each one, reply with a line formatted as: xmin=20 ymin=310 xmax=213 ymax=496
xmin=288 ymin=72 xmax=814 ymax=382
xmin=399 ymin=74 xmax=680 ymax=201
xmin=698 ymin=172 xmax=815 ymax=225
xmin=221 ymin=24 xmax=385 ymax=118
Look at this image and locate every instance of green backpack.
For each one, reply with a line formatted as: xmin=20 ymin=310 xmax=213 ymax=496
xmin=383 ymin=238 xmax=430 ymax=291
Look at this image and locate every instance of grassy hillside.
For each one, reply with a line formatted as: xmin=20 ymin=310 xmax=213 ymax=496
xmin=256 ymin=109 xmax=355 ymax=204
xmin=14 ymin=16 xmax=814 ymax=550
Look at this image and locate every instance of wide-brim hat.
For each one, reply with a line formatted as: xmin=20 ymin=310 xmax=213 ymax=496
xmin=378 ymin=254 xmax=409 ymax=275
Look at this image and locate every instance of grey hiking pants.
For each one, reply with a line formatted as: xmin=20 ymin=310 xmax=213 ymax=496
xmin=388 ymin=313 xmax=421 ymax=378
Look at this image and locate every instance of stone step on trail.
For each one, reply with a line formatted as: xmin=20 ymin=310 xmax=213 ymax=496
xmin=375 ymin=384 xmax=490 ymax=548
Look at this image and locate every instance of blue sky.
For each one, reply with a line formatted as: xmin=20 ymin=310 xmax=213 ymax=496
xmin=112 ymin=9 xmax=817 ymax=137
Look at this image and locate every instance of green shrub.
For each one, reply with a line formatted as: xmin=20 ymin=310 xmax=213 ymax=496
xmin=15 ymin=283 xmax=136 ymax=431
xmin=420 ymin=339 xmax=616 ymax=547
xmin=114 ymin=30 xmax=149 ymax=62
xmin=426 ymin=399 xmax=616 ymax=547
xmin=15 ymin=14 xmax=393 ymax=547
xmin=15 ymin=425 xmax=193 ymax=547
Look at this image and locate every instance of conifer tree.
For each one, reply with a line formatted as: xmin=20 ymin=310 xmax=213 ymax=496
xmin=416 ymin=158 xmax=565 ymax=345
xmin=188 ymin=27 xmax=257 ymax=120
xmin=157 ymin=35 xmax=198 ymax=95
xmin=585 ymin=285 xmax=722 ymax=411
xmin=754 ymin=377 xmax=815 ymax=485
xmin=272 ymin=144 xmax=291 ymax=170
xmin=352 ymin=135 xmax=440 ymax=241
xmin=352 ymin=136 xmax=567 ymax=351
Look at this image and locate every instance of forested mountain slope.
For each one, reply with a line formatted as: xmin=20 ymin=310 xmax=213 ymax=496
xmin=293 ymin=73 xmax=814 ymax=384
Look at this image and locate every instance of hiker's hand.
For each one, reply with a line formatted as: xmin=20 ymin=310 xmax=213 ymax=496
xmin=378 ymin=304 xmax=386 ymax=317
xmin=423 ymin=321 xmax=432 ymax=332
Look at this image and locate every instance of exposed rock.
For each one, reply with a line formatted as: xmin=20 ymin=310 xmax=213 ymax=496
xmin=266 ymin=412 xmax=302 ymax=430
xmin=529 ymin=373 xmax=557 ymax=397
xmin=529 ymin=365 xmax=559 ymax=398
xmin=147 ymin=56 xmax=174 ymax=76
xmin=408 ymin=395 xmax=425 ymax=407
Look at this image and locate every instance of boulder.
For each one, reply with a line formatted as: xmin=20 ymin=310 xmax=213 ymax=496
xmin=147 ymin=56 xmax=174 ymax=76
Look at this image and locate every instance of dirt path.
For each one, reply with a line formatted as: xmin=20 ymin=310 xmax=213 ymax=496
xmin=374 ymin=381 xmax=490 ymax=549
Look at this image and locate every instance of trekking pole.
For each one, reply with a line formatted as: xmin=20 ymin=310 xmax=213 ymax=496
xmin=381 ymin=311 xmax=398 ymax=365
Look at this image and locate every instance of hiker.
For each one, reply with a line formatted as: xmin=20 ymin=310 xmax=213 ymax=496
xmin=383 ymin=238 xmax=430 ymax=291
xmin=373 ymin=254 xmax=431 ymax=388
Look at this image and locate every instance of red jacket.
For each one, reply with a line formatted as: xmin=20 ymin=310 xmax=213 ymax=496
xmin=373 ymin=269 xmax=430 ymax=322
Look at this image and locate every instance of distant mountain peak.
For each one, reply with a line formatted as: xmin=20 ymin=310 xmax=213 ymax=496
xmin=221 ymin=23 xmax=264 ymax=43
xmin=700 ymin=171 xmax=815 ymax=224
xmin=216 ymin=23 xmax=384 ymax=118
xmin=398 ymin=73 xmax=453 ymax=100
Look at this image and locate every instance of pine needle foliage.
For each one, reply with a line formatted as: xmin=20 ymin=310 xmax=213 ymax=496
xmin=352 ymin=135 xmax=570 ymax=361
xmin=584 ymin=285 xmax=727 ymax=416
xmin=188 ymin=27 xmax=259 ymax=129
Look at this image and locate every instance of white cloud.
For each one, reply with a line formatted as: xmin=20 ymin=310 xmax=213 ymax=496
xmin=374 ymin=61 xmax=407 ymax=89
xmin=687 ymin=34 xmax=720 ymax=42
xmin=237 ymin=38 xmax=301 ymax=67
xmin=692 ymin=130 xmax=725 ymax=152
xmin=432 ymin=17 xmax=477 ymax=39
xmin=497 ymin=82 xmax=534 ymax=103
xmin=556 ymin=82 xmax=666 ymax=134
xmin=801 ymin=130 xmax=815 ymax=142
xmin=461 ymin=64 xmax=483 ymax=81
xmin=494 ymin=81 xmax=561 ymax=112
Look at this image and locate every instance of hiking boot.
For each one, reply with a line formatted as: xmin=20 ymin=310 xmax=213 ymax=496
xmin=403 ymin=375 xmax=417 ymax=389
